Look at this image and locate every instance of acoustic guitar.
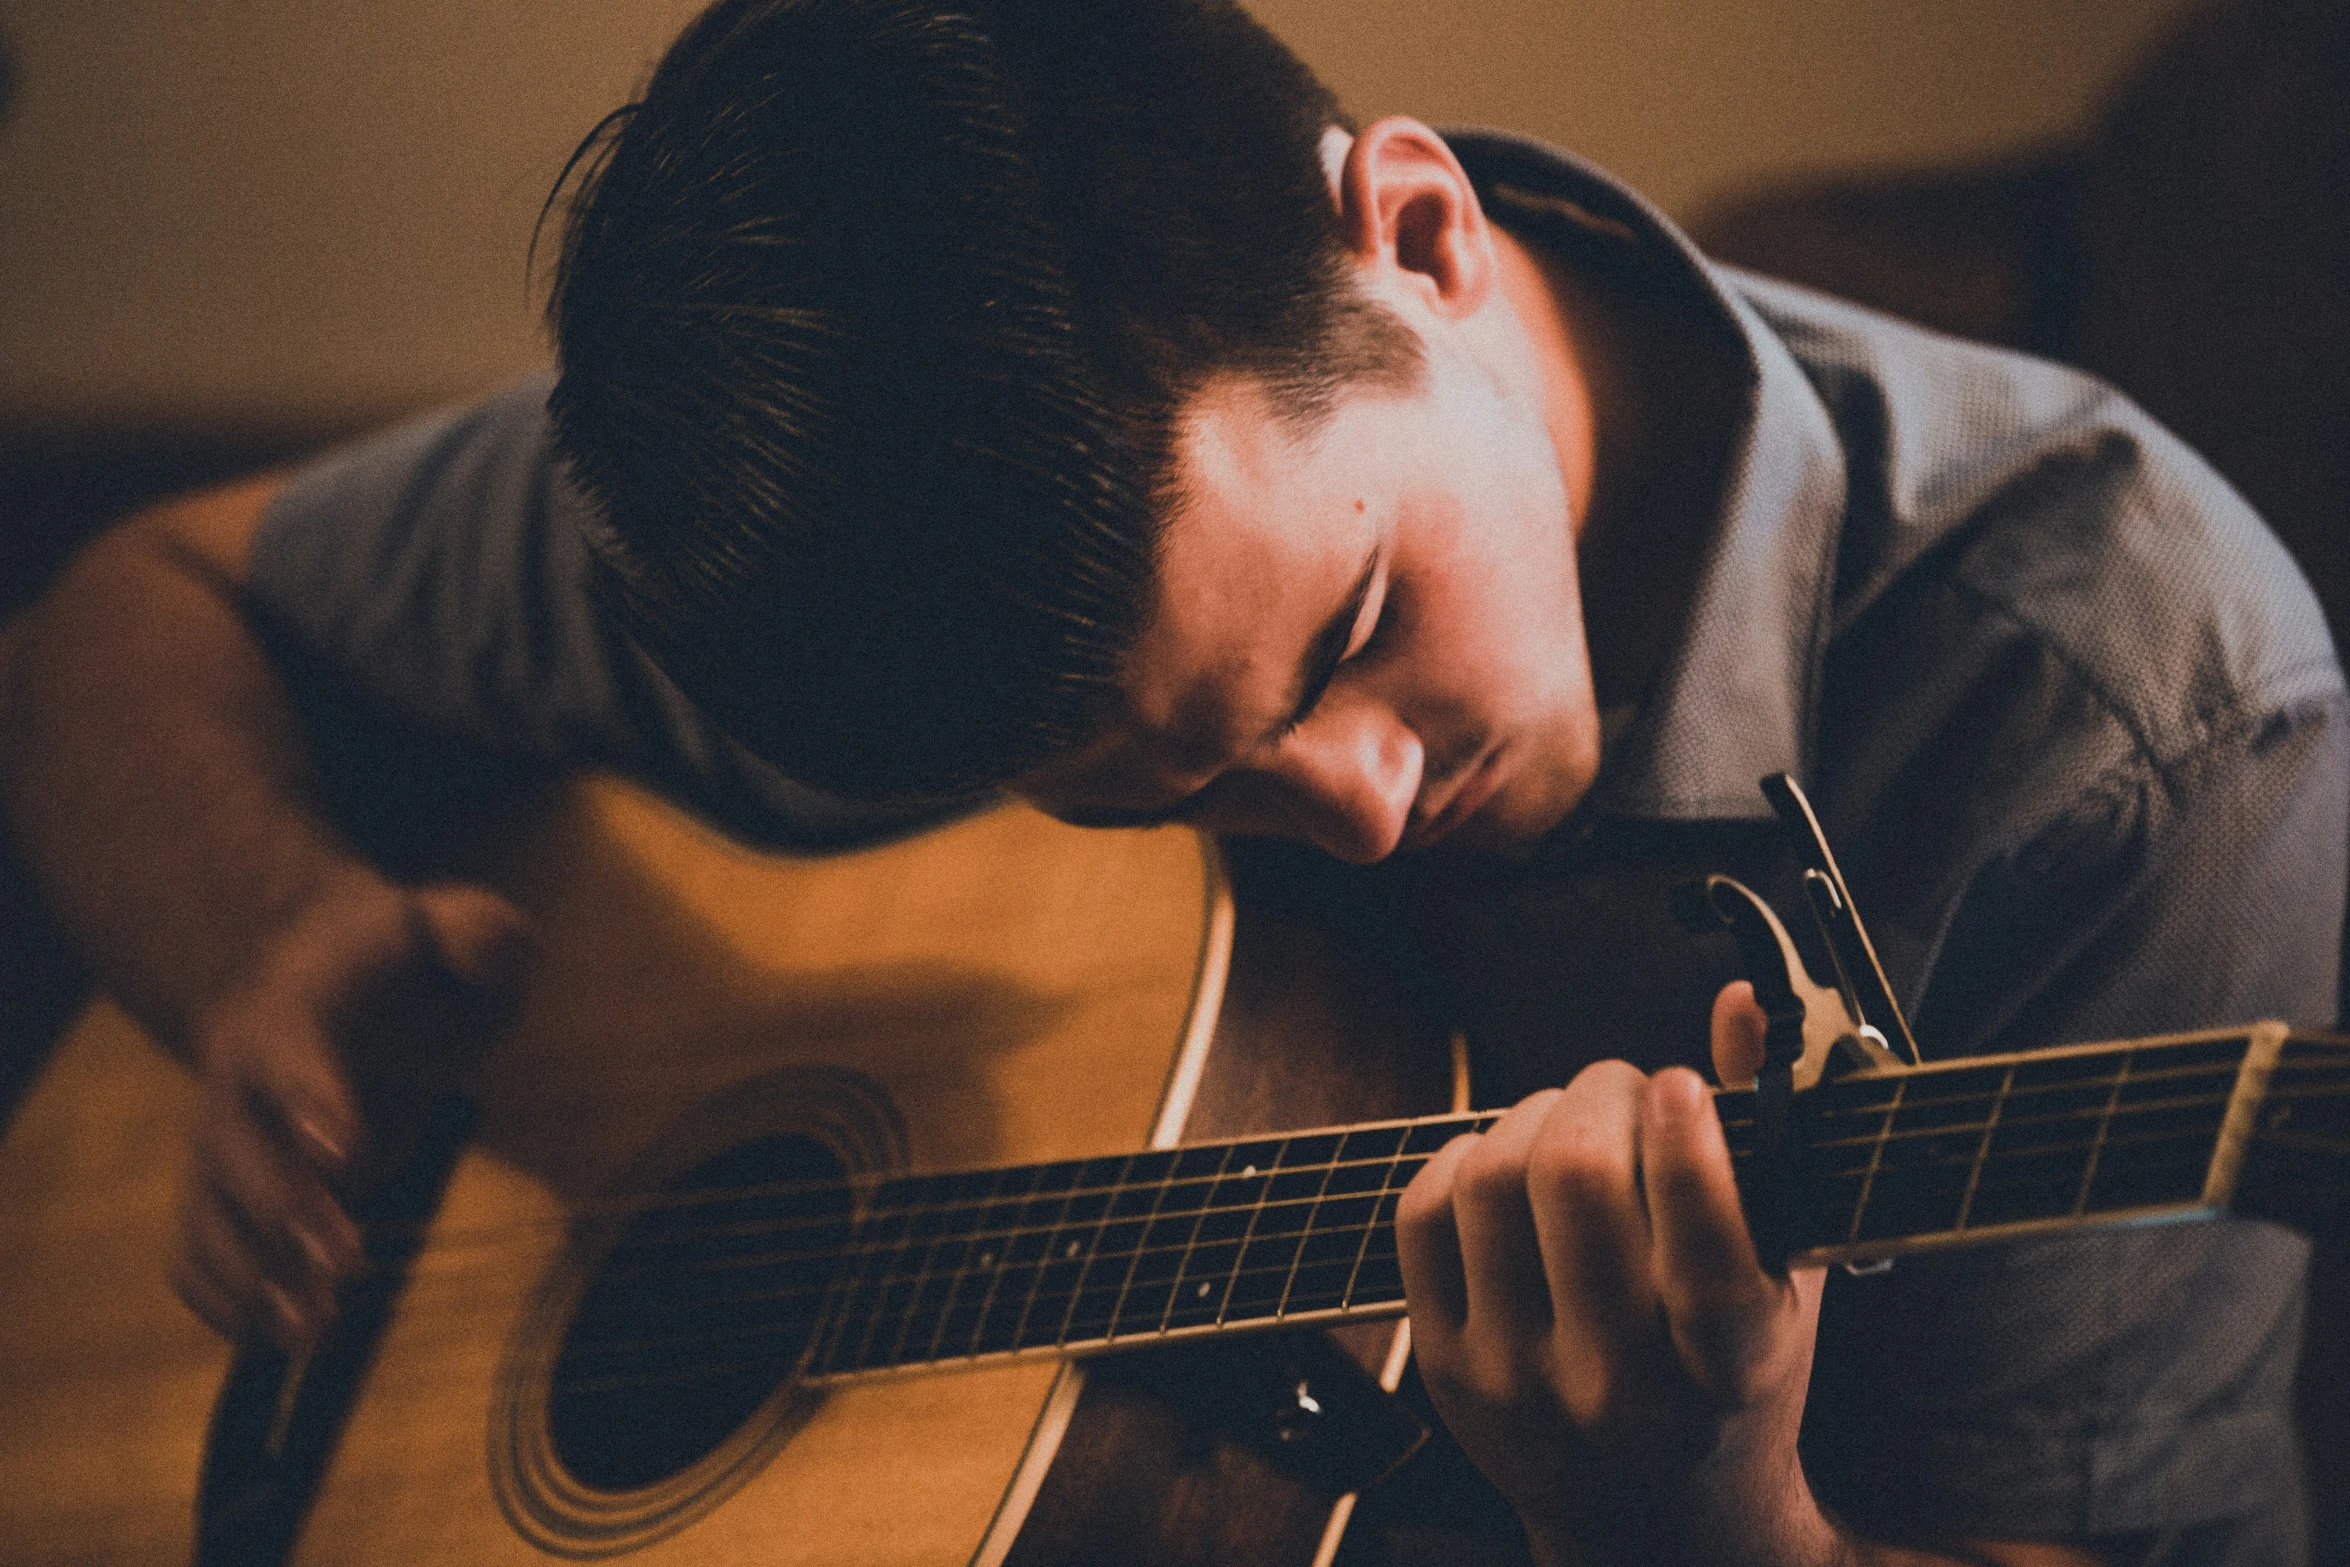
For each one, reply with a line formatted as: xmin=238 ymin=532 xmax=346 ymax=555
xmin=1 ymin=778 xmax=2344 ymax=1566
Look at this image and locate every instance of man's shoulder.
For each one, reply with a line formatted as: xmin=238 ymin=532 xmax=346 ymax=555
xmin=1728 ymin=268 xmax=2342 ymax=772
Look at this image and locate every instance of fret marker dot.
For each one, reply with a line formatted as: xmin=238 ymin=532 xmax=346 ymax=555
xmin=1242 ymin=1165 xmax=1257 ymax=1178
xmin=1195 ymin=1281 xmax=1212 ymax=1298
xmin=1064 ymin=1241 xmax=1081 ymax=1258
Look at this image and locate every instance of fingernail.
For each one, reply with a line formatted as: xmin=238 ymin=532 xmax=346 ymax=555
xmin=294 ymin=1113 xmax=348 ymax=1168
xmin=292 ymin=1224 xmax=341 ymax=1279
xmin=264 ymin=1282 xmax=309 ymax=1345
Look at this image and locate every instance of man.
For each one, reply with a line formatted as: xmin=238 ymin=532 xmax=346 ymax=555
xmin=0 ymin=1 xmax=2340 ymax=1562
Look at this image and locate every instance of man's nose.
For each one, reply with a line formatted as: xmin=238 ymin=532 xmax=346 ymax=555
xmin=1275 ymin=698 xmax=1423 ymax=863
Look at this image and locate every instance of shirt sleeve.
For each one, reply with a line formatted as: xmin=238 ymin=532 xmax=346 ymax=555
xmin=247 ymin=375 xmax=959 ymax=853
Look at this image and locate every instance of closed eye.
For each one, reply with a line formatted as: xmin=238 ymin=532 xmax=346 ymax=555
xmin=1271 ymin=546 xmax=1387 ymax=743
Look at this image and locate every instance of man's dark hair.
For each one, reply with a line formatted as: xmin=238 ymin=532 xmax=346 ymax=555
xmin=546 ymin=0 xmax=1422 ymax=802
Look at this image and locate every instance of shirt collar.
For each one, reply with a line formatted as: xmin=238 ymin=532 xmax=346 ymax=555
xmin=1446 ymin=128 xmax=1850 ymax=826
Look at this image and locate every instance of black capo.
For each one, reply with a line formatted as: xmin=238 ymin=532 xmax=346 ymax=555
xmin=1671 ymin=772 xmax=1921 ymax=1268
xmin=1672 ymin=773 xmax=1920 ymax=1092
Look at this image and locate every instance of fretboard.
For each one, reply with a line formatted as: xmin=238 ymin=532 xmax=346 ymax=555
xmin=792 ymin=1024 xmax=2350 ymax=1383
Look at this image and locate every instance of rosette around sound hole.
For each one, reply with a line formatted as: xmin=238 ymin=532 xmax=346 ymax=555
xmin=492 ymin=1065 xmax=906 ymax=1555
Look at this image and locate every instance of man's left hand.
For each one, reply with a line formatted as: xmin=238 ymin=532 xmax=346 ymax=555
xmin=1394 ymin=985 xmax=1836 ymax=1566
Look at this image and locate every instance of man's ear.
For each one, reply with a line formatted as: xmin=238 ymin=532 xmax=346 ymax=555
xmin=1331 ymin=116 xmax=1494 ymax=321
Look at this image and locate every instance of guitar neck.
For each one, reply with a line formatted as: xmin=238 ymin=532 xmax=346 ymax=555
xmin=802 ymin=1025 xmax=2350 ymax=1384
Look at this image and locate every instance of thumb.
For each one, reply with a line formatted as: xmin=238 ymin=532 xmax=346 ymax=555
xmin=409 ymin=882 xmax=535 ymax=998
xmin=351 ymin=883 xmax=534 ymax=1084
xmin=1709 ymin=980 xmax=1769 ymax=1088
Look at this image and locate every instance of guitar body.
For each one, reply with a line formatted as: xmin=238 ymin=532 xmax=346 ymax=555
xmin=0 ymin=781 xmax=1450 ymax=1565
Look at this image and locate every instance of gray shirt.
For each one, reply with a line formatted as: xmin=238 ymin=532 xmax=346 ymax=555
xmin=251 ymin=131 xmax=2348 ymax=1562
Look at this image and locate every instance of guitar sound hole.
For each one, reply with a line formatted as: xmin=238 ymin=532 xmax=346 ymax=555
xmin=547 ymin=1135 xmax=848 ymax=1492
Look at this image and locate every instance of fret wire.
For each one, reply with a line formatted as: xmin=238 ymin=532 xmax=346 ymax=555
xmin=839 ymin=1120 xmax=1486 ymax=1236
xmin=1104 ymin=1147 xmax=1219 ymax=1340
xmin=994 ymin=1162 xmax=1083 ymax=1355
xmin=920 ymin=1166 xmax=1017 ymax=1364
xmin=1818 ymin=1113 xmax=2222 ymax=1190
xmin=1953 ymin=1063 xmax=2014 ymax=1231
xmin=564 ymin=1141 xmax=1579 ymax=1353
xmin=556 ymin=1044 xmax=2327 ymax=1380
xmin=594 ymin=1171 xmax=1433 ymax=1289
xmin=2075 ymin=1047 xmax=2131 ymax=1218
xmin=1800 ymin=1057 xmax=2236 ymax=1136
xmin=592 ymin=1087 xmax=2248 ymax=1309
xmin=1267 ymin=1136 xmax=1343 ymax=1321
xmin=874 ymin=1165 xmax=963 ymax=1372
xmin=1334 ymin=1147 xmax=1430 ymax=1315
xmin=1337 ymin=1132 xmax=1413 ymax=1309
xmin=974 ymin=1170 xmax=1049 ymax=1357
xmin=1015 ymin=1154 xmax=1128 ymax=1353
xmin=1080 ymin=1152 xmax=1232 ymax=1346
xmin=1145 ymin=1142 xmax=1244 ymax=1334
xmin=833 ymin=1173 xmax=921 ymax=1373
xmin=1189 ymin=1142 xmax=1276 ymax=1330
xmin=954 ymin=1164 xmax=1052 ymax=1359
xmin=560 ymin=1111 xmax=1519 ymax=1268
xmin=1802 ymin=1085 xmax=2236 ymax=1163
xmin=1057 ymin=1150 xmax=1176 ymax=1348
xmin=809 ymin=1174 xmax=899 ymax=1374
xmin=872 ymin=1173 xmax=958 ymax=1365
xmin=565 ymin=1046 xmax=2300 ymax=1376
xmin=1845 ymin=1076 xmax=1905 ymax=1244
xmin=1299 ymin=1127 xmax=1408 ymax=1313
xmin=512 ymin=1053 xmax=2272 ymax=1254
xmin=554 ymin=1061 xmax=2312 ymax=1381
xmin=1205 ymin=1134 xmax=1330 ymax=1329
xmin=1127 ymin=1141 xmax=1253 ymax=1335
xmin=1808 ymin=1064 xmax=2236 ymax=1130
xmin=465 ymin=1046 xmax=2251 ymax=1245
xmin=875 ymin=1170 xmax=976 ymax=1369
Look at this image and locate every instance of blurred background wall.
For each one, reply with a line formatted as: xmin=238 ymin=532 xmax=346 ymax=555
xmin=0 ymin=0 xmax=2202 ymax=436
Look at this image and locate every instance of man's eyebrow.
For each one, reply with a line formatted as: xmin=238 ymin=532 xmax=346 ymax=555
xmin=1268 ymin=542 xmax=1381 ymax=743
xmin=1052 ymin=543 xmax=1380 ymax=832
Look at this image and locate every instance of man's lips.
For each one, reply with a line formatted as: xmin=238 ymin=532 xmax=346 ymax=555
xmin=1402 ymin=746 xmax=1503 ymax=851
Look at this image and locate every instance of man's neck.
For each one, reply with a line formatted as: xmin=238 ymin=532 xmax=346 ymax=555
xmin=1490 ymin=220 xmax=1741 ymax=712
xmin=1488 ymin=223 xmax=1611 ymax=545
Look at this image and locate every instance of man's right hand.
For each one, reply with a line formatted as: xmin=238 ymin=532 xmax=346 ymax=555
xmin=172 ymin=876 xmax=531 ymax=1351
xmin=0 ymin=473 xmax=536 ymax=1354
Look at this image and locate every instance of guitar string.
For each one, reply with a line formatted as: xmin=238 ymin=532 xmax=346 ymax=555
xmin=363 ymin=1056 xmax=2281 ymax=1267
xmin=531 ymin=1116 xmax=2230 ymax=1360
xmin=481 ymin=1113 xmax=2293 ymax=1372
xmin=333 ymin=1057 xmax=2350 ymax=1404
xmin=394 ymin=1069 xmax=2349 ymax=1324
xmin=328 ymin=1052 xmax=2350 ymax=1400
xmin=553 ymin=1096 xmax=2232 ymax=1312
xmin=356 ymin=1045 xmax=2281 ymax=1247
xmin=376 ymin=1077 xmax=2295 ymax=1316
xmin=512 ymin=1138 xmax=2248 ymax=1400
xmin=400 ymin=1094 xmax=2339 ymax=1402
xmin=375 ymin=1037 xmax=2346 ymax=1257
xmin=522 ymin=1114 xmax=2241 ymax=1377
xmin=345 ymin=1037 xmax=2350 ymax=1252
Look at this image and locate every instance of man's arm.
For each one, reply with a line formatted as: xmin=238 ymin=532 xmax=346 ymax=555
xmin=0 ymin=477 xmax=531 ymax=1350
